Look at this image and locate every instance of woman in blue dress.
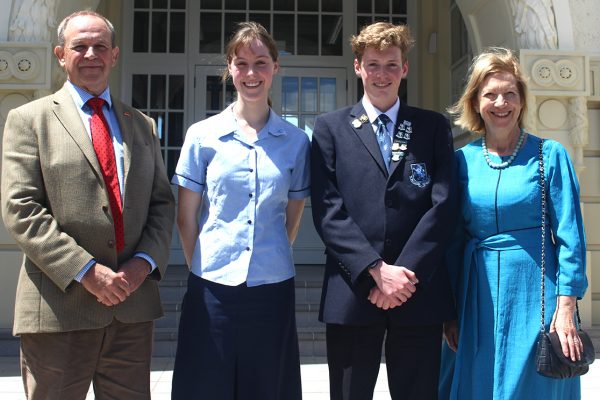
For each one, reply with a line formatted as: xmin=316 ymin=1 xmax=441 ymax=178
xmin=439 ymin=47 xmax=588 ymax=399
xmin=170 ymin=22 xmax=310 ymax=399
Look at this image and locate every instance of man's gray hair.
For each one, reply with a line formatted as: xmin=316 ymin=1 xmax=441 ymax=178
xmin=56 ymin=10 xmax=116 ymax=47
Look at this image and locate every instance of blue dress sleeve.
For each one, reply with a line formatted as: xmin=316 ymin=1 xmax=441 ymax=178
xmin=545 ymin=140 xmax=588 ymax=298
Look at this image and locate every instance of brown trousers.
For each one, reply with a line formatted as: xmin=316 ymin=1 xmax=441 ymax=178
xmin=20 ymin=319 xmax=153 ymax=400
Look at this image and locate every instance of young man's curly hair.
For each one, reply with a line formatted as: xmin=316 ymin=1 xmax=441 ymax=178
xmin=350 ymin=22 xmax=415 ymax=62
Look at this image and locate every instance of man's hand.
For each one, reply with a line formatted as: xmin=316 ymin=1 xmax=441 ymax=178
xmin=368 ymin=286 xmax=402 ymax=310
xmin=81 ymin=263 xmax=130 ymax=306
xmin=117 ymin=257 xmax=152 ymax=294
xmin=368 ymin=261 xmax=418 ymax=303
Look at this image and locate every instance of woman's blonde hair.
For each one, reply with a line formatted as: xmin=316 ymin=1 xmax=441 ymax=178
xmin=350 ymin=22 xmax=414 ymax=63
xmin=221 ymin=21 xmax=278 ymax=82
xmin=449 ymin=47 xmax=529 ymax=133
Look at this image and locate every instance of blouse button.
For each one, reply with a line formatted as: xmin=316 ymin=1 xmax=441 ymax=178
xmin=246 ymin=247 xmax=251 ymax=251
xmin=247 ymin=220 xmax=252 ymax=224
xmin=249 ymin=168 xmax=254 ymax=172
xmin=249 ymin=193 xmax=253 ymax=198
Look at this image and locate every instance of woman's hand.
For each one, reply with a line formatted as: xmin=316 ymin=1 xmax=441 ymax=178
xmin=443 ymin=319 xmax=459 ymax=352
xmin=550 ymin=295 xmax=583 ymax=362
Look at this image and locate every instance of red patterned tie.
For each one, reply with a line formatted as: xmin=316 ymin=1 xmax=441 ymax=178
xmin=88 ymin=97 xmax=124 ymax=252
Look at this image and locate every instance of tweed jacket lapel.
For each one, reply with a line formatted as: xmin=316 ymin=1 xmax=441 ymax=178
xmin=51 ymin=87 xmax=104 ymax=180
xmin=111 ymin=98 xmax=134 ymax=195
xmin=348 ymin=102 xmax=388 ymax=176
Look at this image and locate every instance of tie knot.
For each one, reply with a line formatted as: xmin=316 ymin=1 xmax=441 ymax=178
xmin=378 ymin=114 xmax=390 ymax=125
xmin=88 ymin=97 xmax=105 ymax=113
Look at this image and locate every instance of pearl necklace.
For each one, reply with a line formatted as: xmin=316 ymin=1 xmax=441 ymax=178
xmin=482 ymin=128 xmax=525 ymax=170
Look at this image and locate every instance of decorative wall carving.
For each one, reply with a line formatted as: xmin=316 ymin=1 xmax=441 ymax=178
xmin=568 ymin=96 xmax=589 ymax=175
xmin=9 ymin=0 xmax=57 ymax=42
xmin=520 ymin=50 xmax=592 ymax=176
xmin=520 ymin=50 xmax=589 ymax=96
xmin=511 ymin=0 xmax=557 ymax=49
xmin=590 ymin=58 xmax=600 ymax=100
xmin=0 ymin=43 xmax=51 ymax=90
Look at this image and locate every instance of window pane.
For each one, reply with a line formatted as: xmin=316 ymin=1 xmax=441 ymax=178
xmin=297 ymin=15 xmax=318 ymax=55
xmin=298 ymin=0 xmax=317 ymax=12
xmin=357 ymin=0 xmax=371 ymax=13
xmin=300 ymin=115 xmax=315 ymax=139
xmin=374 ymin=0 xmax=389 ymax=14
xmin=150 ymin=111 xmax=165 ymax=145
xmin=151 ymin=75 xmax=166 ymax=109
xmin=151 ymin=12 xmax=168 ymax=52
xmin=322 ymin=0 xmax=342 ymax=12
xmin=202 ymin=0 xmax=221 ymax=8
xmin=206 ymin=75 xmax=223 ymax=111
xmin=249 ymin=13 xmax=270 ymax=33
xmin=282 ymin=114 xmax=299 ymax=127
xmin=393 ymin=0 xmax=407 ymax=14
xmin=200 ymin=12 xmax=221 ymax=53
xmin=170 ymin=12 xmax=185 ymax=53
xmin=153 ymin=0 xmax=168 ymax=7
xmin=273 ymin=14 xmax=294 ymax=54
xmin=169 ymin=75 xmax=185 ymax=109
xmin=132 ymin=74 xmax=148 ymax=109
xmin=322 ymin=15 xmax=343 ymax=55
xmin=282 ymin=77 xmax=298 ymax=112
xmin=225 ymin=80 xmax=236 ymax=107
xmin=274 ymin=0 xmax=293 ymax=11
xmin=301 ymin=77 xmax=317 ymax=112
xmin=168 ymin=112 xmax=184 ymax=146
xmin=320 ymin=77 xmax=336 ymax=112
xmin=249 ymin=0 xmax=270 ymax=10
xmin=392 ymin=17 xmax=407 ymax=26
xmin=171 ymin=0 xmax=186 ymax=9
xmin=356 ymin=16 xmax=371 ymax=33
xmin=374 ymin=15 xmax=389 ymax=23
xmin=133 ymin=12 xmax=149 ymax=52
xmin=224 ymin=13 xmax=246 ymax=45
xmin=167 ymin=150 xmax=180 ymax=180
xmin=225 ymin=0 xmax=245 ymax=9
xmin=135 ymin=0 xmax=150 ymax=7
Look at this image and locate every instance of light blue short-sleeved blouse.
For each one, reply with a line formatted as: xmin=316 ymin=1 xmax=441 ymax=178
xmin=172 ymin=104 xmax=311 ymax=286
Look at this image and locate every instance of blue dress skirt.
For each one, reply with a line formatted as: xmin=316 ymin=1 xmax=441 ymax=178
xmin=439 ymin=134 xmax=587 ymax=400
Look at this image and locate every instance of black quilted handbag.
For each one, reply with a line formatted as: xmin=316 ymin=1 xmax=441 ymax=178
xmin=534 ymin=139 xmax=595 ymax=379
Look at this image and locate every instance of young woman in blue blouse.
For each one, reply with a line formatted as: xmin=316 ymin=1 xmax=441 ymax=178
xmin=171 ymin=22 xmax=310 ymax=400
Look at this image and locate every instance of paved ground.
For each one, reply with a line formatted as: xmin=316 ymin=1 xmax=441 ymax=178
xmin=0 ymin=356 xmax=599 ymax=399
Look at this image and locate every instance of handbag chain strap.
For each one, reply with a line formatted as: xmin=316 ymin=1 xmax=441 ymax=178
xmin=538 ymin=138 xmax=581 ymax=334
xmin=539 ymin=138 xmax=546 ymax=333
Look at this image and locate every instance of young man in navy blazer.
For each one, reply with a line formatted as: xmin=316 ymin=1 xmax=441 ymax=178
xmin=311 ymin=22 xmax=457 ymax=400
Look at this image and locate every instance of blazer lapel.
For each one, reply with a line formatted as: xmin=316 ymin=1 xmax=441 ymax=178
xmin=349 ymin=103 xmax=388 ymax=176
xmin=52 ymin=87 xmax=103 ymax=178
xmin=389 ymin=102 xmax=415 ymax=177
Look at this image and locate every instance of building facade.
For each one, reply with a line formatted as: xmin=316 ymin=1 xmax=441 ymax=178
xmin=0 ymin=0 xmax=598 ymax=350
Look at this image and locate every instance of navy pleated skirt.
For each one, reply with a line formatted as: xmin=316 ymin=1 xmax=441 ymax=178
xmin=171 ymin=274 xmax=302 ymax=400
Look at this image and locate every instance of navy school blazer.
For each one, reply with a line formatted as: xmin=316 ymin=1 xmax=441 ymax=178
xmin=310 ymin=100 xmax=458 ymax=326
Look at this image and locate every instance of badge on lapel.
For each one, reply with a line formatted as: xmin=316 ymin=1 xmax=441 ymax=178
xmin=392 ymin=120 xmax=412 ymax=161
xmin=409 ymin=163 xmax=431 ymax=188
xmin=351 ymin=114 xmax=369 ymax=128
